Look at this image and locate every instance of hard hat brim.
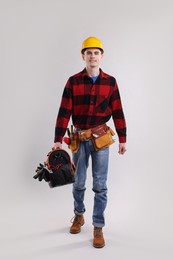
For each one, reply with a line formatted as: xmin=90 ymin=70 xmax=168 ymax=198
xmin=81 ymin=47 xmax=104 ymax=54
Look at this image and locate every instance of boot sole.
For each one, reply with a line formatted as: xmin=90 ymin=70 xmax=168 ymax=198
xmin=93 ymin=243 xmax=105 ymax=248
xmin=70 ymin=230 xmax=81 ymax=234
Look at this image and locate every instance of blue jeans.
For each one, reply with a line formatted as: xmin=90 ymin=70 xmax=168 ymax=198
xmin=72 ymin=140 xmax=109 ymax=228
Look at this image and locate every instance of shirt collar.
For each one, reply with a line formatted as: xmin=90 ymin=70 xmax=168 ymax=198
xmin=81 ymin=68 xmax=109 ymax=79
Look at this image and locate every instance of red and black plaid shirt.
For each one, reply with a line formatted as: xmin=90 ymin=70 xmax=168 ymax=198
xmin=54 ymin=68 xmax=127 ymax=143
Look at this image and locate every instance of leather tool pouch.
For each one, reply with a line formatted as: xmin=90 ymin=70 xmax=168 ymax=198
xmin=91 ymin=124 xmax=115 ymax=151
xmin=68 ymin=132 xmax=80 ymax=153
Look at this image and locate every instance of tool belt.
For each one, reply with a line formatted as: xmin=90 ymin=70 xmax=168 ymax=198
xmin=67 ymin=124 xmax=115 ymax=153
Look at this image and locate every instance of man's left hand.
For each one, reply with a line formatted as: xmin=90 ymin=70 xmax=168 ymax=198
xmin=118 ymin=143 xmax=127 ymax=155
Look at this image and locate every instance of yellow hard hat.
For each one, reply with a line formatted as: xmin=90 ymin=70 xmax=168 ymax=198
xmin=81 ymin=36 xmax=104 ymax=53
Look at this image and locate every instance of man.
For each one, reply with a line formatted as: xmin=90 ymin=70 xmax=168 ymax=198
xmin=53 ymin=36 xmax=127 ymax=248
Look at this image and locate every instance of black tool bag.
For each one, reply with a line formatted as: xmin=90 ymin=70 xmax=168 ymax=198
xmin=33 ymin=149 xmax=76 ymax=188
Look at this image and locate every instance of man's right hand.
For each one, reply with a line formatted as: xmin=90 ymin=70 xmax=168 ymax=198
xmin=52 ymin=142 xmax=62 ymax=150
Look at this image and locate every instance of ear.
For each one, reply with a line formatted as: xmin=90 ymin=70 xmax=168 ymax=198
xmin=82 ymin=54 xmax=85 ymax=61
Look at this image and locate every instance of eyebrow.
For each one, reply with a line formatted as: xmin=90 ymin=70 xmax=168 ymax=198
xmin=86 ymin=50 xmax=100 ymax=55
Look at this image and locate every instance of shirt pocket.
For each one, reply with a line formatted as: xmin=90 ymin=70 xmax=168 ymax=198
xmin=96 ymin=95 xmax=110 ymax=113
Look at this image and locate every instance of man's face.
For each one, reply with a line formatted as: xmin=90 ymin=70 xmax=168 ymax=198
xmin=82 ymin=48 xmax=103 ymax=69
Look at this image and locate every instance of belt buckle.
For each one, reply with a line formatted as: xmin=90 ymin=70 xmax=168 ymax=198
xmin=80 ymin=130 xmax=89 ymax=142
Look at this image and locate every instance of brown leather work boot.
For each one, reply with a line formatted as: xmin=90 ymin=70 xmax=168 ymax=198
xmin=70 ymin=214 xmax=84 ymax=234
xmin=93 ymin=227 xmax=105 ymax=248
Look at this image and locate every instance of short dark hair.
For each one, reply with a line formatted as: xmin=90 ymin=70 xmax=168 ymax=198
xmin=82 ymin=48 xmax=103 ymax=54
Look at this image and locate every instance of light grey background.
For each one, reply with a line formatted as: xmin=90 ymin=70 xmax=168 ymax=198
xmin=0 ymin=0 xmax=173 ymax=259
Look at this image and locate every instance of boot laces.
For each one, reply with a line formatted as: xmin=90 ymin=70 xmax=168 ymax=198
xmin=94 ymin=228 xmax=102 ymax=237
xmin=70 ymin=215 xmax=81 ymax=224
